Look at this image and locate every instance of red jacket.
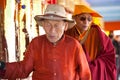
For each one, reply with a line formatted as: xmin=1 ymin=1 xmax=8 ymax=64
xmin=1 ymin=35 xmax=91 ymax=80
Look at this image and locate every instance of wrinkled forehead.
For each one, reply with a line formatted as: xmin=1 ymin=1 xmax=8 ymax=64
xmin=43 ymin=19 xmax=65 ymax=23
xmin=73 ymin=13 xmax=92 ymax=18
xmin=79 ymin=13 xmax=92 ymax=17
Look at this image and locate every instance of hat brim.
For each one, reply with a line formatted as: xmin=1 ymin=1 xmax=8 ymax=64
xmin=34 ymin=14 xmax=74 ymax=22
xmin=34 ymin=14 xmax=75 ymax=29
xmin=73 ymin=5 xmax=102 ymax=17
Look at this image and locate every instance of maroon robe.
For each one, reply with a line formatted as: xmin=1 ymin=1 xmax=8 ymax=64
xmin=65 ymin=24 xmax=116 ymax=80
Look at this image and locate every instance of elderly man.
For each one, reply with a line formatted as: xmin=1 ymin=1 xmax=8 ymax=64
xmin=0 ymin=4 xmax=91 ymax=80
xmin=65 ymin=5 xmax=116 ymax=80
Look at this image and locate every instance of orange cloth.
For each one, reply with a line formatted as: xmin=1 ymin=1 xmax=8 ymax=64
xmin=65 ymin=24 xmax=116 ymax=80
xmin=65 ymin=25 xmax=100 ymax=61
xmin=84 ymin=26 xmax=101 ymax=61
xmin=1 ymin=35 xmax=91 ymax=80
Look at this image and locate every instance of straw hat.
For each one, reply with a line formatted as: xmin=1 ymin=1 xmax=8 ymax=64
xmin=73 ymin=5 xmax=102 ymax=17
xmin=34 ymin=4 xmax=75 ymax=29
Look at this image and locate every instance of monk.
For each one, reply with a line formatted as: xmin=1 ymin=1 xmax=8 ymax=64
xmin=65 ymin=5 xmax=116 ymax=80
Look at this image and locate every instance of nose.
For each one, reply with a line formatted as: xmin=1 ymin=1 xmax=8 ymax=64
xmin=83 ymin=19 xmax=88 ymax=24
xmin=84 ymin=18 xmax=91 ymax=24
xmin=50 ymin=26 xmax=56 ymax=33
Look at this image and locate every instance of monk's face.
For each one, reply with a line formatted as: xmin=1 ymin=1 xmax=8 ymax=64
xmin=74 ymin=13 xmax=92 ymax=33
xmin=42 ymin=20 xmax=68 ymax=44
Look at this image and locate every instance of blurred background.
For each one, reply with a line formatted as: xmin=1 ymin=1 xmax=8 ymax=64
xmin=87 ymin=0 xmax=120 ymax=31
xmin=0 ymin=0 xmax=120 ymax=79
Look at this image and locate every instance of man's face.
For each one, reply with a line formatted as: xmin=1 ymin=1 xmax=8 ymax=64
xmin=115 ymin=35 xmax=120 ymax=43
xmin=42 ymin=20 xmax=67 ymax=44
xmin=74 ymin=13 xmax=92 ymax=33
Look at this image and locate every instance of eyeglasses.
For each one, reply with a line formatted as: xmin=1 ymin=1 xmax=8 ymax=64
xmin=79 ymin=17 xmax=92 ymax=22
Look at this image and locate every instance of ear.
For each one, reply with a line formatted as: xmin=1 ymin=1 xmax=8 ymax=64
xmin=64 ymin=22 xmax=68 ymax=31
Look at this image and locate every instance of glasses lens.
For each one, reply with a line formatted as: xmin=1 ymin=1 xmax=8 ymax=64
xmin=80 ymin=17 xmax=92 ymax=21
xmin=80 ymin=17 xmax=86 ymax=21
xmin=88 ymin=17 xmax=92 ymax=21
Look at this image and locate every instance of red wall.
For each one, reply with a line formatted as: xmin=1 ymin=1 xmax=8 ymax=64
xmin=0 ymin=0 xmax=6 ymax=10
xmin=104 ymin=21 xmax=120 ymax=31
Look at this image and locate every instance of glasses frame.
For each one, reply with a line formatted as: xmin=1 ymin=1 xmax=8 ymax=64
xmin=79 ymin=16 xmax=92 ymax=22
